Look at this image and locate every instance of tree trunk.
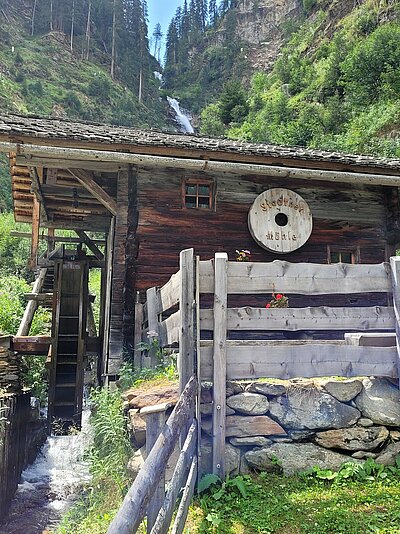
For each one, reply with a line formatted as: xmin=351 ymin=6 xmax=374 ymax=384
xmin=50 ymin=0 xmax=53 ymax=31
xmin=85 ymin=0 xmax=92 ymax=60
xmin=31 ymin=0 xmax=37 ymax=36
xmin=70 ymin=0 xmax=75 ymax=51
xmin=110 ymin=0 xmax=116 ymax=79
xmin=138 ymin=69 xmax=143 ymax=103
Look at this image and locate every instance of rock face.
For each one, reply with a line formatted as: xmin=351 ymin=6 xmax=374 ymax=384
xmin=245 ymin=443 xmax=360 ymax=475
xmin=321 ymin=379 xmax=363 ymax=402
xmin=315 ymin=426 xmax=389 ymax=451
xmin=268 ymin=389 xmax=360 ymax=430
xmin=227 ymin=392 xmax=269 ymax=415
xmin=354 ymin=378 xmax=400 ymax=426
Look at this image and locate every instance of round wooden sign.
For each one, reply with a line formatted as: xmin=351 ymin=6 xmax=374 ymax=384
xmin=248 ymin=188 xmax=313 ymax=254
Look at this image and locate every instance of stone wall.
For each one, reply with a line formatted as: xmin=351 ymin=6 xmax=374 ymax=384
xmin=0 ymin=339 xmax=22 ymax=394
xmin=200 ymin=377 xmax=400 ymax=476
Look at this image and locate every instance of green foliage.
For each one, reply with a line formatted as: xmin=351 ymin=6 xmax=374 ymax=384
xmin=219 ymin=80 xmax=249 ymax=125
xmin=0 ymin=212 xmax=34 ymax=278
xmin=213 ymin=3 xmax=400 ymax=157
xmin=86 ymin=74 xmax=112 ymax=101
xmin=192 ymin=465 xmax=400 ymax=533
xmin=200 ymin=103 xmax=226 ymax=136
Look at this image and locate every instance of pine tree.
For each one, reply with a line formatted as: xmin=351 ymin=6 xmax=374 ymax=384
xmin=209 ymin=0 xmax=217 ymax=26
xmin=152 ymin=23 xmax=162 ymax=61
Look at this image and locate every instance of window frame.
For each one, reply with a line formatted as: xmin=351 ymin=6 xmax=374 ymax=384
xmin=182 ymin=178 xmax=215 ymax=211
xmin=327 ymin=245 xmax=360 ymax=264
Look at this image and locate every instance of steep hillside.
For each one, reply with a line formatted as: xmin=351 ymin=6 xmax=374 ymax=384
xmin=165 ymin=0 xmax=400 ymax=157
xmin=0 ymin=0 xmax=167 ymax=128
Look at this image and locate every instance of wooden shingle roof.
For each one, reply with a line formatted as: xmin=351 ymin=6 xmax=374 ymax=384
xmin=1 ymin=113 xmax=400 ymax=171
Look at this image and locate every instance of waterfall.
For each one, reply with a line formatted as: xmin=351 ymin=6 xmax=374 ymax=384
xmin=167 ymin=96 xmax=194 ymax=134
xmin=153 ymin=72 xmax=195 ymax=134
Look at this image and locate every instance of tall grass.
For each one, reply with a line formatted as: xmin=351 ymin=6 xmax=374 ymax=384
xmin=56 ymin=388 xmax=131 ymax=534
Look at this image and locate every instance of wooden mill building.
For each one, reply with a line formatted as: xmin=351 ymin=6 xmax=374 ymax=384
xmin=2 ymin=113 xmax=400 ymax=391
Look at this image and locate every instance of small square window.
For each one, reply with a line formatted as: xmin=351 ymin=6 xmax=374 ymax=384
xmin=183 ymin=179 xmax=213 ymax=209
xmin=328 ymin=247 xmax=358 ymax=264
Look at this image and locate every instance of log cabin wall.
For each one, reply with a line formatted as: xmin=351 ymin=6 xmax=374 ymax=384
xmin=135 ymin=167 xmax=397 ymax=308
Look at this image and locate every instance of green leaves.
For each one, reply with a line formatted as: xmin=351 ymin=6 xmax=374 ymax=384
xmin=198 ymin=473 xmax=221 ymax=493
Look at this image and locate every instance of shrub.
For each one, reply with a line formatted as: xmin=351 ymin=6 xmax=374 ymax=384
xmin=87 ymin=74 xmax=112 ymax=101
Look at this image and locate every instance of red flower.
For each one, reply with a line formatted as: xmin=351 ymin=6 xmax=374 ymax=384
xmin=276 ymin=294 xmax=283 ymax=300
xmin=265 ymin=303 xmax=271 ymax=308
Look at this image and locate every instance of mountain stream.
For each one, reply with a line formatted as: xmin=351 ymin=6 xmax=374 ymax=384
xmin=0 ymin=410 xmax=92 ymax=534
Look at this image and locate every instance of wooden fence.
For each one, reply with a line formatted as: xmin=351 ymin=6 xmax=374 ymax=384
xmin=107 ymin=375 xmax=198 ymax=534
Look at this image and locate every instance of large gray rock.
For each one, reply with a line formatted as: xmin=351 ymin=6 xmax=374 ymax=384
xmin=229 ymin=436 xmax=272 ymax=448
xmin=315 ymin=426 xmax=389 ymax=451
xmin=321 ymin=379 xmax=362 ymax=402
xmin=245 ymin=443 xmax=360 ymax=475
xmin=247 ymin=381 xmax=286 ymax=397
xmin=354 ymin=378 xmax=400 ymax=426
xmin=268 ymin=389 xmax=360 ymax=430
xmin=375 ymin=442 xmax=400 ymax=466
xmin=227 ymin=393 xmax=269 ymax=415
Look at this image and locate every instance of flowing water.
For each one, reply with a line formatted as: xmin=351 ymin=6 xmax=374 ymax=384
xmin=153 ymin=71 xmax=195 ymax=134
xmin=0 ymin=410 xmax=92 ymax=534
xmin=166 ymin=97 xmax=195 ymax=134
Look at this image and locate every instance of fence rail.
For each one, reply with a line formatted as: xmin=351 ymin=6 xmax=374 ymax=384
xmin=107 ymin=376 xmax=197 ymax=534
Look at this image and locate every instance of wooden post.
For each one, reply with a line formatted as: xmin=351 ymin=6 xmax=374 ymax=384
xmin=101 ymin=218 xmax=115 ymax=380
xmin=212 ymin=252 xmax=228 ymax=478
xmin=17 ymin=268 xmax=47 ymax=337
xmin=134 ymin=291 xmax=144 ymax=370
xmin=146 ymin=286 xmax=160 ymax=368
xmin=143 ymin=407 xmax=166 ymax=534
xmin=390 ymin=256 xmax=400 ymax=385
xmin=179 ymin=249 xmax=195 ymax=394
xmin=30 ymin=196 xmax=40 ymax=270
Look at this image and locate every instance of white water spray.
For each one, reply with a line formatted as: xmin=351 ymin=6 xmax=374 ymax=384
xmin=166 ymin=97 xmax=194 ymax=134
xmin=18 ymin=410 xmax=92 ymax=513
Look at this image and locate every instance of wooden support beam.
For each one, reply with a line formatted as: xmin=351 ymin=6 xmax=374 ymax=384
xmin=212 ymin=252 xmax=227 ymax=478
xmin=30 ymin=197 xmax=41 ymax=270
xmin=179 ymin=249 xmax=195 ymax=394
xmin=17 ymin=268 xmax=47 ymax=336
xmin=4 ymin=142 xmax=400 ymax=186
xmin=28 ymin=166 xmax=49 ymax=221
xmin=68 ymin=169 xmax=117 ymax=215
xmin=12 ymin=336 xmax=51 ymax=355
xmin=10 ymin=231 xmax=106 ymax=245
xmin=75 ymin=230 xmax=104 ymax=261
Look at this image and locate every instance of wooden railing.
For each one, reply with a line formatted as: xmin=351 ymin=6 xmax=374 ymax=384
xmin=132 ymin=250 xmax=400 ymax=518
xmin=107 ymin=376 xmax=197 ymax=534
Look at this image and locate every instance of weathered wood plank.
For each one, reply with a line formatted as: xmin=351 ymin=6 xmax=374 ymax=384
xmin=158 ymin=270 xmax=181 ymax=314
xmin=134 ymin=294 xmax=144 ymax=369
xmin=199 ymin=342 xmax=397 ymax=380
xmin=159 ymin=311 xmax=181 ymax=347
xmin=17 ymin=268 xmax=47 ymax=336
xmin=199 ymin=260 xmax=391 ymax=295
xmin=179 ymin=250 xmax=195 ymax=393
xmin=390 ymin=256 xmax=400 ymax=383
xmin=170 ymin=457 xmax=198 ymax=534
xmin=146 ymin=411 xmax=166 ymax=534
xmin=151 ymin=420 xmax=197 ymax=534
xmin=212 ymin=253 xmax=227 ymax=478
xmin=12 ymin=336 xmax=51 ymax=354
xmin=106 ymin=376 xmax=197 ymax=534
xmin=345 ymin=332 xmax=396 ymax=347
xmin=147 ymin=287 xmax=160 ymax=367
xmin=200 ymin=306 xmax=395 ymax=331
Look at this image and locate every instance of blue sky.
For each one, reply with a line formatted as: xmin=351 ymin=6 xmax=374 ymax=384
xmin=147 ymin=0 xmax=182 ymax=59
